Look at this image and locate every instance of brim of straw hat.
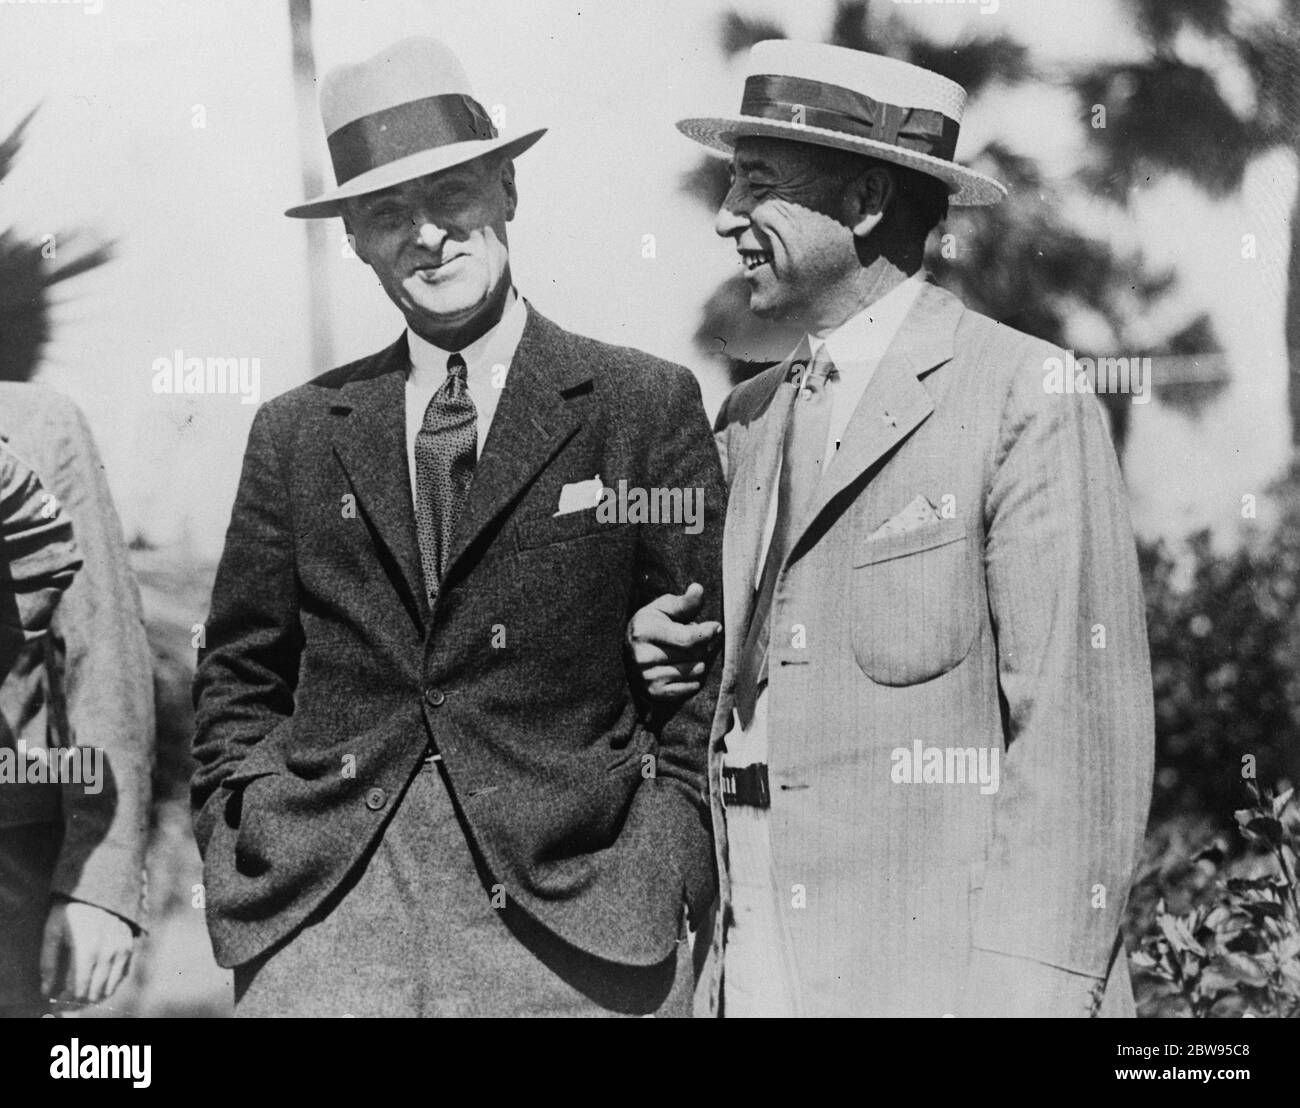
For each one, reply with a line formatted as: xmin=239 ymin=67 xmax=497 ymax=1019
xmin=676 ymin=115 xmax=1005 ymax=207
xmin=285 ymin=128 xmax=547 ymax=219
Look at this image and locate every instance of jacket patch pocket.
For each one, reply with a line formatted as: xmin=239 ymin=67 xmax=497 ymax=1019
xmin=850 ymin=520 xmax=979 ymax=686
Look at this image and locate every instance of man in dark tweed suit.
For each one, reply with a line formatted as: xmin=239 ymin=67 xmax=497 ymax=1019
xmin=191 ymin=36 xmax=724 ymax=1016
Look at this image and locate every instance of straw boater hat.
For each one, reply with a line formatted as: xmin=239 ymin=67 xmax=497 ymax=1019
xmin=286 ymin=36 xmax=546 ymax=219
xmin=677 ymin=40 xmax=1005 ymax=207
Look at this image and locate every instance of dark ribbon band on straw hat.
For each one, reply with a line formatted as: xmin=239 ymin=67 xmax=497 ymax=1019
xmin=327 ymin=93 xmax=498 ymax=185
xmin=739 ymin=74 xmax=960 ymax=162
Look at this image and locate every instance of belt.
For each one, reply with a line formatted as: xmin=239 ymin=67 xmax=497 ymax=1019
xmin=722 ymin=763 xmax=771 ymax=809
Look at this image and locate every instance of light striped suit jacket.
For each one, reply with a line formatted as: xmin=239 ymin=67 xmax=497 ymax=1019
xmin=702 ymin=280 xmax=1154 ymax=1017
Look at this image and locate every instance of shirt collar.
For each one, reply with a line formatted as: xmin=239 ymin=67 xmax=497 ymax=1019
xmin=807 ymin=271 xmax=926 ymax=374
xmin=406 ymin=288 xmax=528 ymax=379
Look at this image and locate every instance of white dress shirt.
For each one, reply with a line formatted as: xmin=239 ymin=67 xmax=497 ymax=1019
xmin=404 ymin=289 xmax=528 ymax=506
xmin=753 ymin=271 xmax=926 ymax=589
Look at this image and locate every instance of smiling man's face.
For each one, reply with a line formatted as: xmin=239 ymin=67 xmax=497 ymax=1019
xmin=715 ymin=137 xmax=863 ymax=325
xmin=344 ymin=155 xmax=516 ymax=340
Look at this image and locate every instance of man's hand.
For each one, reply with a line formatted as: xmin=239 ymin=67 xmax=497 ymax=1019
xmin=40 ymin=899 xmax=136 ymax=1007
xmin=627 ymin=583 xmax=721 ymax=700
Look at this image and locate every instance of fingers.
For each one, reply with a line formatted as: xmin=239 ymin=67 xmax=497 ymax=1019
xmin=65 ymin=923 xmax=96 ymax=1003
xmin=39 ymin=911 xmax=64 ymax=998
xmin=630 ymin=613 xmax=721 ymax=654
xmin=654 ymin=681 xmax=702 ymax=699
xmin=642 ymin=662 xmax=706 ymax=684
xmin=643 ymin=660 xmax=707 ymax=701
xmin=56 ymin=905 xmax=135 ymax=1006
xmin=628 ymin=584 xmax=721 ymax=696
xmin=85 ymin=945 xmax=114 ymax=1006
xmin=632 ymin=632 xmax=714 ymax=664
xmin=639 ymin=619 xmax=722 ymax=652
xmin=652 ymin=581 xmax=706 ymax=619
xmin=102 ymin=947 xmax=133 ymax=1003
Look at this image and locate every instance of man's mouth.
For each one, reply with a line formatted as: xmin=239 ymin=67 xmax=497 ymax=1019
xmin=412 ymin=256 xmax=462 ymax=281
xmin=739 ymin=249 xmax=773 ymax=273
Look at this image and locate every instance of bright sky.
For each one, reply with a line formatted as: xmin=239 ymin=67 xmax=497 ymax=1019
xmin=0 ymin=0 xmax=1290 ymax=554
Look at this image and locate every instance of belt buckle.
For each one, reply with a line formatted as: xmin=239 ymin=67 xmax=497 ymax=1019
xmin=722 ymin=763 xmax=771 ymax=809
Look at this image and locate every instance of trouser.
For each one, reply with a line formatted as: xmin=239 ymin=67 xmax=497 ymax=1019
xmin=720 ymin=696 xmax=801 ymax=1018
xmin=234 ymin=757 xmax=694 ymax=1017
xmin=0 ymin=822 xmax=59 ymax=1017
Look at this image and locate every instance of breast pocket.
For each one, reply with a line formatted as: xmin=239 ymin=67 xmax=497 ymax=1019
xmin=516 ymin=506 xmax=622 ymax=551
xmin=850 ymin=520 xmax=979 ymax=686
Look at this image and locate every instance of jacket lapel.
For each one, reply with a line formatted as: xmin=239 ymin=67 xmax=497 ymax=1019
xmin=789 ymin=282 xmax=962 ymax=552
xmin=330 ymin=334 xmax=427 ymax=627
xmin=443 ymin=307 xmax=587 ymax=578
xmin=723 ymin=354 xmax=799 ymax=665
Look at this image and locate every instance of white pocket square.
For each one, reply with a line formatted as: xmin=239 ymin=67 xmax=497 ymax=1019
xmin=868 ymin=494 xmax=941 ymax=541
xmin=555 ymin=475 xmax=604 ymax=516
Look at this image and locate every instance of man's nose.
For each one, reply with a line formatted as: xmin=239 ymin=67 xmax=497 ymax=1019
xmin=415 ymin=220 xmax=447 ymax=250
xmin=714 ymin=204 xmax=749 ymax=239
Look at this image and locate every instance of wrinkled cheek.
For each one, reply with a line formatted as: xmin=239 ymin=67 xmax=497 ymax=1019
xmin=756 ymin=199 xmax=846 ymax=263
xmin=765 ymin=194 xmax=845 ymax=226
xmin=478 ymin=227 xmax=509 ymax=276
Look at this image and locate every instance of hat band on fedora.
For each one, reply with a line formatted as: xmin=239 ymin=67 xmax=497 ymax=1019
xmin=327 ymin=94 xmax=498 ymax=185
xmin=739 ymin=74 xmax=960 ymax=162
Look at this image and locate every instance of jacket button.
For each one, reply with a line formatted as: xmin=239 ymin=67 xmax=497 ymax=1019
xmin=364 ymin=787 xmax=387 ymax=811
xmin=424 ymin=686 xmax=446 ymax=707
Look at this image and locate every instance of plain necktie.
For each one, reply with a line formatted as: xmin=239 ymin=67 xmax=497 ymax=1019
xmin=414 ymin=352 xmax=477 ymax=605
xmin=734 ymin=345 xmax=835 ymax=725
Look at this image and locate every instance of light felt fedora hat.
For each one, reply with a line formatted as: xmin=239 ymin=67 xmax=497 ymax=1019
xmin=677 ymin=40 xmax=1005 ymax=207
xmin=286 ymin=36 xmax=546 ymax=219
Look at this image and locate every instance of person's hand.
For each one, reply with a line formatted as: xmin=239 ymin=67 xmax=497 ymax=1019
xmin=40 ymin=899 xmax=136 ymax=1007
xmin=627 ymin=583 xmax=721 ymax=700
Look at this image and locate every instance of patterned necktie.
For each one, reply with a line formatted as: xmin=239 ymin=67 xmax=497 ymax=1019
xmin=734 ymin=344 xmax=835 ymax=725
xmin=414 ymin=352 xmax=477 ymax=605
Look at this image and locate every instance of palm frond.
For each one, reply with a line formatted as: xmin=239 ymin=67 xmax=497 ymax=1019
xmin=0 ymin=109 xmax=112 ymax=382
xmin=1133 ymin=0 xmax=1234 ymax=46
xmin=908 ymin=34 xmax=1034 ymax=94
xmin=1074 ymin=59 xmax=1265 ymax=198
xmin=720 ymin=10 xmax=785 ymax=58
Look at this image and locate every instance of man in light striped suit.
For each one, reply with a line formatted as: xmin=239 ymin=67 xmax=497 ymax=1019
xmin=630 ymin=41 xmax=1154 ymax=1017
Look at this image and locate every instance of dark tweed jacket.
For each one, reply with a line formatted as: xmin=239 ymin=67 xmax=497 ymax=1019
xmin=192 ymin=307 xmax=725 ymax=969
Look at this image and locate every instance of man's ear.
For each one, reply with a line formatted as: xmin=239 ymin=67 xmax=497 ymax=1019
xmin=848 ymin=164 xmax=895 ymax=240
xmin=499 ymin=157 xmax=518 ymax=222
xmin=341 ymin=208 xmax=369 ymax=264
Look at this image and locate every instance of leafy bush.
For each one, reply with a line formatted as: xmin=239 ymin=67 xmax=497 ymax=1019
xmin=1129 ymin=460 xmax=1300 ymax=1014
xmin=1140 ymin=464 xmax=1300 ymax=825
xmin=1130 ymin=784 xmax=1300 ymax=1018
